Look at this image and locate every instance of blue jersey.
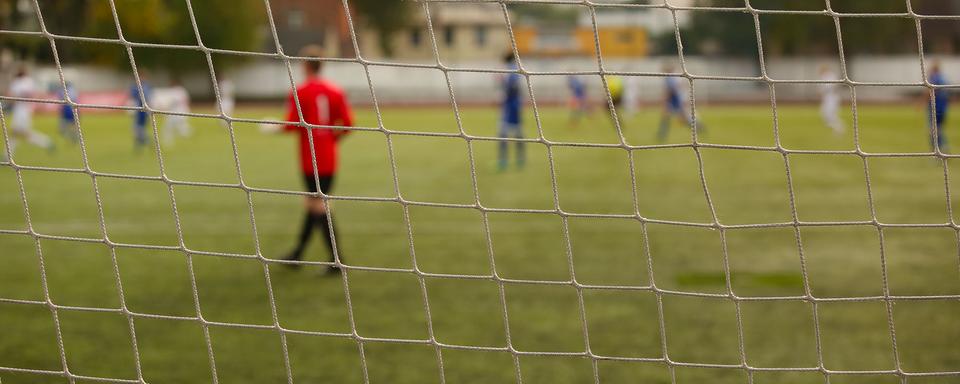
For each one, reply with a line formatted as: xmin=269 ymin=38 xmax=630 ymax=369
xmin=665 ymin=77 xmax=683 ymax=110
xmin=130 ymin=82 xmax=152 ymax=109
xmin=502 ymin=64 xmax=522 ymax=125
xmin=58 ymin=85 xmax=77 ymax=121
xmin=930 ymin=72 xmax=949 ymax=115
xmin=568 ymin=76 xmax=586 ymax=100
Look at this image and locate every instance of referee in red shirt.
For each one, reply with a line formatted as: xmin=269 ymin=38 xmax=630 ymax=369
xmin=269 ymin=45 xmax=353 ymax=272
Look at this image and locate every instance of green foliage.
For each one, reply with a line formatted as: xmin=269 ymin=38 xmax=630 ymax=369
xmin=655 ymin=0 xmax=943 ymax=57
xmin=83 ymin=0 xmax=263 ymax=74
xmin=2 ymin=0 xmax=262 ymax=74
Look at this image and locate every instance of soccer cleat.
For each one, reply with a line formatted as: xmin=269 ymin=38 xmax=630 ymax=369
xmin=323 ymin=264 xmax=342 ymax=276
xmin=281 ymin=252 xmax=303 ymax=270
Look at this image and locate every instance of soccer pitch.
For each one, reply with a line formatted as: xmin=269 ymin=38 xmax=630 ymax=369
xmin=1 ymin=104 xmax=959 ymax=383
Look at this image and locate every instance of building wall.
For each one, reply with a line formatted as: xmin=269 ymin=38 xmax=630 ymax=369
xmin=267 ymin=0 xmax=353 ymax=56
xmin=593 ymin=28 xmax=648 ymax=57
xmin=359 ymin=24 xmax=513 ymax=61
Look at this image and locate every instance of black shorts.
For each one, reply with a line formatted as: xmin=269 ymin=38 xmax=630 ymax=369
xmin=303 ymin=174 xmax=335 ymax=194
xmin=611 ymin=94 xmax=623 ymax=108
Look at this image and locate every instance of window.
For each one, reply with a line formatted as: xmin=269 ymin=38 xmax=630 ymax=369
xmin=410 ymin=29 xmax=422 ymax=47
xmin=287 ymin=9 xmax=305 ymax=31
xmin=618 ymin=31 xmax=634 ymax=44
xmin=475 ymin=25 xmax=487 ymax=47
xmin=444 ymin=26 xmax=456 ymax=47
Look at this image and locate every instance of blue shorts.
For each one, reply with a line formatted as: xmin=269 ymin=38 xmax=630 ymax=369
xmin=667 ymin=102 xmax=684 ymax=114
xmin=930 ymin=107 xmax=947 ymax=127
xmin=134 ymin=111 xmax=148 ymax=127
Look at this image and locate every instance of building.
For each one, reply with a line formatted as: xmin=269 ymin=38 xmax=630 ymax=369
xmin=267 ymin=1 xmax=513 ymax=61
xmin=513 ymin=7 xmax=665 ymax=58
xmin=362 ymin=2 xmax=512 ymax=61
xmin=267 ymin=0 xmax=354 ymax=57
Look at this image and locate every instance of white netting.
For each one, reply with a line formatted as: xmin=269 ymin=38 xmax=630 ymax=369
xmin=1 ymin=0 xmax=959 ymax=383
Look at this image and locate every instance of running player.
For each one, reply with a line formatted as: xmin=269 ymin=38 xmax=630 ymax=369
xmin=927 ymin=61 xmax=950 ymax=152
xmin=57 ymin=81 xmax=79 ymax=143
xmin=657 ymin=64 xmax=704 ymax=142
xmin=218 ymin=78 xmax=235 ymax=127
xmin=498 ymin=52 xmax=524 ymax=171
xmin=605 ymin=74 xmax=625 ymax=129
xmin=3 ymin=67 xmax=53 ymax=161
xmin=819 ymin=64 xmax=844 ymax=135
xmin=567 ymin=74 xmax=590 ymax=128
xmin=160 ymin=79 xmax=192 ymax=146
xmin=129 ymin=73 xmax=154 ymax=151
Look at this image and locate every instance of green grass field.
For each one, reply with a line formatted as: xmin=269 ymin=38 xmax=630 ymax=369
xmin=1 ymin=104 xmax=959 ymax=384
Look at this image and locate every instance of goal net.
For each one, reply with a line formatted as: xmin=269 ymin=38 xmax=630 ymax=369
xmin=1 ymin=0 xmax=958 ymax=383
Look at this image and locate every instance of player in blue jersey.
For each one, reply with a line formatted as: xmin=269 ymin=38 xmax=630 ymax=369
xmin=657 ymin=64 xmax=704 ymax=142
xmin=567 ymin=74 xmax=590 ymax=128
xmin=129 ymin=74 xmax=154 ymax=151
xmin=928 ymin=61 xmax=950 ymax=152
xmin=57 ymin=81 xmax=79 ymax=144
xmin=498 ymin=52 xmax=524 ymax=171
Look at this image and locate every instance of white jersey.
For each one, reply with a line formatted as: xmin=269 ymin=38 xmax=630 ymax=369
xmin=219 ymin=79 xmax=234 ymax=102
xmin=218 ymin=79 xmax=235 ymax=115
xmin=154 ymin=86 xmax=190 ymax=113
xmin=820 ymin=71 xmax=839 ymax=104
xmin=9 ymin=76 xmax=36 ymax=125
xmin=622 ymin=76 xmax=640 ymax=116
xmin=819 ymin=70 xmax=844 ymax=134
xmin=169 ymin=86 xmax=190 ymax=113
xmin=3 ymin=74 xmax=53 ymax=155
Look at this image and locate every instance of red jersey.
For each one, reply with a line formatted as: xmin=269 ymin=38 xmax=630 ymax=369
xmin=284 ymin=76 xmax=353 ymax=175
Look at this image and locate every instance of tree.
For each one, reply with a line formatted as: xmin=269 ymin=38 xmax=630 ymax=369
xmin=1 ymin=0 xmax=262 ymax=74
xmin=83 ymin=0 xmax=263 ymax=74
xmin=658 ymin=0 xmax=925 ymax=57
xmin=351 ymin=0 xmax=412 ymax=57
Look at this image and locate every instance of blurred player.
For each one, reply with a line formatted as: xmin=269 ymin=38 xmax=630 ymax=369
xmin=819 ymin=64 xmax=844 ymax=135
xmin=657 ymin=65 xmax=704 ymax=142
xmin=3 ymin=67 xmax=53 ymax=161
xmin=261 ymin=45 xmax=352 ymax=273
xmin=129 ymin=74 xmax=154 ymax=151
xmin=567 ymin=74 xmax=590 ymax=128
xmin=605 ymin=74 xmax=625 ymax=129
xmin=57 ymin=81 xmax=79 ymax=144
xmin=498 ymin=52 xmax=524 ymax=171
xmin=218 ymin=78 xmax=235 ymax=126
xmin=160 ymin=79 xmax=192 ymax=146
xmin=622 ymin=75 xmax=641 ymax=120
xmin=927 ymin=61 xmax=950 ymax=152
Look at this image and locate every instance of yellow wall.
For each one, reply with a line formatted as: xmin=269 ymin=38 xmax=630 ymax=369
xmin=516 ymin=26 xmax=648 ymax=58
xmin=595 ymin=27 xmax=648 ymax=57
xmin=514 ymin=27 xmax=537 ymax=55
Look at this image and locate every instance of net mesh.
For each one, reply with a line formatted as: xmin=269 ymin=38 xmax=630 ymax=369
xmin=0 ymin=0 xmax=959 ymax=383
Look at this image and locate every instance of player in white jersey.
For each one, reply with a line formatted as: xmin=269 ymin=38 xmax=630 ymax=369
xmin=159 ymin=80 xmax=192 ymax=145
xmin=621 ymin=75 xmax=640 ymax=120
xmin=218 ymin=78 xmax=235 ymax=124
xmin=3 ymin=68 xmax=53 ymax=161
xmin=819 ymin=65 xmax=844 ymax=135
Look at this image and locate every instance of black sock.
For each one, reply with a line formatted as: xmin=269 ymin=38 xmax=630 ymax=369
xmin=314 ymin=213 xmax=341 ymax=264
xmin=290 ymin=212 xmax=316 ymax=259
